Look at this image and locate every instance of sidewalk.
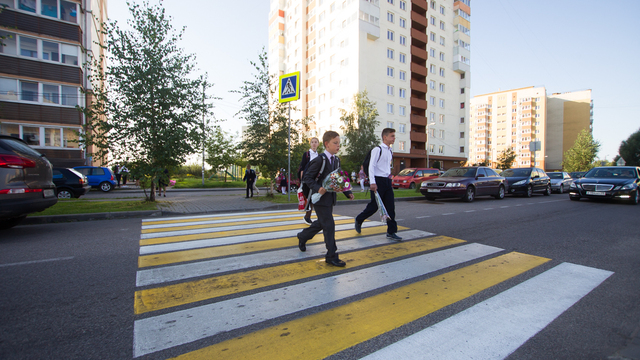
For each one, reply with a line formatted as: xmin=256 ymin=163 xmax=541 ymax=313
xmin=24 ymin=186 xmax=424 ymax=225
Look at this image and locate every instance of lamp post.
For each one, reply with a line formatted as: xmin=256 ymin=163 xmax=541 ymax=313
xmin=426 ymin=122 xmax=435 ymax=167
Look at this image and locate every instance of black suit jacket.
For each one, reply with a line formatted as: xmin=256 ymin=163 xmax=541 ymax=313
xmin=302 ymin=153 xmax=352 ymax=206
xmin=243 ymin=169 xmax=256 ymax=182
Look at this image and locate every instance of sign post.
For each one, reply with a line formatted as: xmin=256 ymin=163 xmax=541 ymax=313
xmin=278 ymin=72 xmax=300 ymax=201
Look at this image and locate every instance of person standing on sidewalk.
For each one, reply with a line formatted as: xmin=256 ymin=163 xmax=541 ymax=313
xmin=243 ymin=164 xmax=257 ymax=198
xmin=298 ymin=137 xmax=319 ymax=225
xmin=358 ymin=165 xmax=367 ymax=192
xmin=296 ymin=131 xmax=354 ymax=267
xmin=354 ymin=128 xmax=402 ymax=241
xmin=113 ymin=164 xmax=121 ymax=188
xmin=120 ymin=165 xmax=129 ymax=186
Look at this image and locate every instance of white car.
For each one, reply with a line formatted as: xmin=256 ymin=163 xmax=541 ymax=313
xmin=547 ymin=172 xmax=573 ymax=193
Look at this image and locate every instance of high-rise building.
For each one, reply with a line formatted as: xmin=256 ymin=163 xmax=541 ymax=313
xmin=0 ymin=0 xmax=107 ymax=167
xmin=268 ymin=0 xmax=470 ymax=172
xmin=469 ymin=87 xmax=593 ymax=171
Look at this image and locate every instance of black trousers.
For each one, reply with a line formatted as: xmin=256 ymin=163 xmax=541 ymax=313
xmin=355 ymin=176 xmax=397 ymax=234
xmin=297 ymin=204 xmax=337 ymax=259
xmin=246 ymin=181 xmax=254 ymax=197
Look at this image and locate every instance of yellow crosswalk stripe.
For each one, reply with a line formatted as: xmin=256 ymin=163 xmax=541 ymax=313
xmin=138 ymin=225 xmax=392 ymax=268
xmin=141 ymin=215 xmax=318 ymax=234
xmin=142 ymin=211 xmax=303 ymax=226
xmin=139 ymin=219 xmax=355 ymax=246
xmin=134 ymin=236 xmax=464 ymax=315
xmin=169 ymin=252 xmax=550 ymax=360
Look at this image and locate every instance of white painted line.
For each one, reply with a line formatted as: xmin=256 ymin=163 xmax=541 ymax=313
xmin=140 ymin=216 xmax=352 ymax=239
xmin=361 ymin=262 xmax=613 ymax=360
xmin=0 ymin=256 xmax=74 ymax=268
xmin=136 ymin=230 xmax=435 ymax=286
xmin=133 ymin=243 xmax=503 ymax=357
xmin=464 ymin=210 xmax=476 ymax=213
xmin=139 ymin=221 xmax=387 ymax=255
xmin=142 ymin=209 xmax=298 ymax=223
xmin=442 ymin=213 xmax=455 ymax=216
xmin=142 ymin=213 xmax=318 ymax=230
xmin=500 ymin=206 xmax=510 ymax=208
xmin=515 ymin=204 xmax=523 ymax=206
xmin=416 ymin=215 xmax=431 ymax=218
xmin=483 ymin=208 xmax=494 ymax=211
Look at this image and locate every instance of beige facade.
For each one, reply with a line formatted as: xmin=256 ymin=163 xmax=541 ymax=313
xmin=268 ymin=0 xmax=470 ymax=172
xmin=469 ymin=87 xmax=592 ymax=171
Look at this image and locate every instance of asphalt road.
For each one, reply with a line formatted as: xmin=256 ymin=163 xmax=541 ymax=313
xmin=1 ymin=193 xmax=638 ymax=359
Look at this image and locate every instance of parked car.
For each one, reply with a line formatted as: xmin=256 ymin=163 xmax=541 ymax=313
xmin=73 ymin=166 xmax=117 ymax=192
xmin=0 ymin=135 xmax=58 ymax=229
xmin=53 ymin=168 xmax=91 ymax=198
xmin=420 ymin=166 xmax=506 ymax=202
xmin=569 ymin=171 xmax=586 ymax=179
xmin=569 ymin=166 xmax=640 ymax=204
xmin=392 ymin=168 xmax=440 ymax=189
xmin=502 ymin=167 xmax=551 ymax=197
xmin=547 ymin=172 xmax=574 ymax=193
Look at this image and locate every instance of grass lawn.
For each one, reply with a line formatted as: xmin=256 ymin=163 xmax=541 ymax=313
xmin=30 ymin=199 xmax=158 ymax=216
xmin=173 ymin=177 xmax=245 ymax=189
xmin=253 ymin=188 xmax=423 ymax=204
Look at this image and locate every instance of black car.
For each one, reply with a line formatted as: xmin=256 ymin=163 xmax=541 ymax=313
xmin=502 ymin=167 xmax=551 ymax=197
xmin=420 ymin=166 xmax=506 ymax=202
xmin=53 ymin=168 xmax=91 ymax=199
xmin=569 ymin=166 xmax=640 ymax=204
xmin=0 ymin=135 xmax=58 ymax=229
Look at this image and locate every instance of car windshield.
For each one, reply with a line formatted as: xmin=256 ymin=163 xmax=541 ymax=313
xmin=397 ymin=169 xmax=415 ymax=176
xmin=547 ymin=173 xmax=563 ymax=179
xmin=442 ymin=168 xmax=476 ymax=177
xmin=584 ymin=168 xmax=636 ymax=178
xmin=502 ymin=169 xmax=531 ymax=177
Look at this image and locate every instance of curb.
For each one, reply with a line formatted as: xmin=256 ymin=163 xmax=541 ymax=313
xmin=24 ymin=196 xmax=426 ymax=224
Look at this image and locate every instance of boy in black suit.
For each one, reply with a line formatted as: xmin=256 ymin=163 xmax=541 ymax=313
xmin=296 ymin=131 xmax=354 ymax=267
xmin=243 ymin=164 xmax=257 ymax=198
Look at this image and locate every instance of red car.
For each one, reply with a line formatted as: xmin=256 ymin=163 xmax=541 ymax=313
xmin=392 ymin=168 xmax=440 ymax=189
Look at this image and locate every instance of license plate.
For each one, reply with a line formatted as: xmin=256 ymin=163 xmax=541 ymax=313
xmin=586 ymin=191 xmax=605 ymax=196
xmin=427 ymin=189 xmax=441 ymax=193
xmin=393 ymin=183 xmax=399 ymax=186
xmin=43 ymin=189 xmax=55 ymax=197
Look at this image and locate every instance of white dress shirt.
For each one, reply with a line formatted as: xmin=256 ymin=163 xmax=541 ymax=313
xmin=368 ymin=143 xmax=393 ymax=185
xmin=309 ymin=149 xmax=318 ymax=161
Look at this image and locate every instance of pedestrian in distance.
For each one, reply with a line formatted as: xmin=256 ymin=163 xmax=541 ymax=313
xmin=113 ymin=164 xmax=121 ymax=188
xmin=358 ymin=165 xmax=367 ymax=192
xmin=355 ymin=128 xmax=402 ymax=241
xmin=243 ymin=164 xmax=257 ymax=198
xmin=279 ymin=169 xmax=288 ymax=194
xmin=298 ymin=137 xmax=320 ymax=225
xmin=120 ymin=165 xmax=129 ymax=186
xmin=157 ymin=168 xmax=168 ymax=197
xmin=296 ymin=131 xmax=354 ymax=267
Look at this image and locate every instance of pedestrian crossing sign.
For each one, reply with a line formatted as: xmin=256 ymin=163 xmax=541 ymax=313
xmin=279 ymin=71 xmax=300 ymax=103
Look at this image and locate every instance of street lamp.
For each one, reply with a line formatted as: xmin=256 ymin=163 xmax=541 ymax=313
xmin=426 ymin=122 xmax=436 ymax=168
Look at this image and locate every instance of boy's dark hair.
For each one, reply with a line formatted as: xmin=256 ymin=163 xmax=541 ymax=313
xmin=323 ymin=131 xmax=340 ymax=145
xmin=382 ymin=128 xmax=396 ymax=138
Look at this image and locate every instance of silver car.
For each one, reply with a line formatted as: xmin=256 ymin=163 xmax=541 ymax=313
xmin=0 ymin=135 xmax=58 ymax=229
xmin=547 ymin=172 xmax=573 ymax=194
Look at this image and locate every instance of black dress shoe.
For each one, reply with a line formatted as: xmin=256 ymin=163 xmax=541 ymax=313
xmin=355 ymin=220 xmax=362 ymax=234
xmin=325 ymin=257 xmax=346 ymax=267
xmin=297 ymin=234 xmax=306 ymax=252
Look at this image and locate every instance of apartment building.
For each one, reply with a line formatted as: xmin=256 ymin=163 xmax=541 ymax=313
xmin=469 ymin=87 xmax=592 ymax=171
xmin=0 ymin=0 xmax=107 ymax=167
xmin=268 ymin=0 xmax=469 ymax=172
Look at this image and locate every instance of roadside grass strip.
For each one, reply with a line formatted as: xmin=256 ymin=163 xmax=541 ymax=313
xmin=139 ymin=217 xmax=354 ymax=246
xmin=133 ymin=242 xmax=501 ymax=357
xmin=134 ymin=235 xmax=465 ymax=315
xmin=168 ymin=252 xmax=550 ymax=360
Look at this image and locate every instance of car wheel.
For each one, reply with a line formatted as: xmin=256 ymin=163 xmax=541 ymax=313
xmin=525 ymin=185 xmax=533 ymax=198
xmin=494 ymin=185 xmax=505 ymax=199
xmin=57 ymin=189 xmax=74 ymax=199
xmin=409 ymin=182 xmax=416 ymax=189
xmin=463 ymin=186 xmax=475 ymax=202
xmin=559 ymin=184 xmax=564 ymax=194
xmin=629 ymin=190 xmax=639 ymax=205
xmin=99 ymin=181 xmax=113 ymax=192
xmin=0 ymin=215 xmax=27 ymax=230
xmin=544 ymin=185 xmax=551 ymax=196
xmin=570 ymin=195 xmax=580 ymax=201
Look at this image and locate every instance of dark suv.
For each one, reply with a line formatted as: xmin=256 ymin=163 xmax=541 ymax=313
xmin=0 ymin=135 xmax=58 ymax=229
xmin=53 ymin=168 xmax=91 ymax=199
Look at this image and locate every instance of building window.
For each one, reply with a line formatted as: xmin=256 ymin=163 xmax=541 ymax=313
xmin=440 ymin=36 xmax=445 ymax=46
xmin=429 ymin=48 xmax=435 ymax=57
xmin=460 ymin=146 xmax=465 ymax=153
xmin=460 ymin=117 xmax=465 ymax=123
xmin=399 ymin=18 xmax=406 ymax=28
xmin=439 ymin=130 xmax=445 ymax=139
xmin=387 ymin=85 xmax=394 ymax=95
xmin=460 ymin=132 xmax=465 ymax=138
xmin=440 ymin=5 xmax=445 ymax=14
xmin=440 ymin=21 xmax=445 ymax=30
xmin=399 ymin=53 xmax=406 ymax=63
xmin=387 ymin=12 xmax=394 ymax=23
xmin=461 ymin=88 xmax=465 ymax=94
xmin=430 ymin=16 xmax=436 ymax=25
xmin=399 ymin=88 xmax=406 ymax=98
xmin=387 ymin=103 xmax=394 ymax=114
xmin=387 ymin=30 xmax=394 ymax=41
xmin=429 ymin=80 xmax=435 ymax=89
xmin=387 ymin=48 xmax=394 ymax=59
xmin=439 ymin=68 xmax=445 ymax=77
xmin=388 ymin=0 xmax=394 ymax=4
xmin=20 ymin=81 xmax=38 ymax=102
xmin=387 ymin=121 xmax=394 ymax=128
xmin=430 ymin=112 xmax=435 ymax=121
xmin=0 ymin=123 xmax=80 ymax=149
xmin=430 ymin=64 xmax=436 ymax=74
xmin=439 ymin=99 xmax=445 ymax=108
xmin=439 ymin=52 xmax=445 ymax=61
xmin=399 ymin=141 xmax=405 ymax=151
xmin=429 ymin=96 xmax=435 ymax=105
xmin=429 ymin=144 xmax=435 ymax=153
xmin=430 ymin=32 xmax=436 ymax=42
xmin=19 ymin=36 xmax=38 ymax=58
xmin=439 ymin=145 xmax=444 ymax=153
xmin=399 ymin=123 xmax=405 ymax=133
xmin=399 ymin=71 xmax=406 ymax=81
xmin=387 ymin=66 xmax=394 ymax=77
xmin=460 ymin=102 xmax=465 ymax=109
xmin=399 ymin=106 xmax=406 ymax=116
xmin=439 ymin=114 xmax=445 ymax=123
xmin=399 ymin=1 xmax=406 ymax=10
xmin=0 ymin=78 xmax=18 ymax=100
xmin=430 ymin=1 xmax=436 ymax=9
xmin=439 ymin=83 xmax=445 ymax=92
xmin=399 ymin=35 xmax=406 ymax=46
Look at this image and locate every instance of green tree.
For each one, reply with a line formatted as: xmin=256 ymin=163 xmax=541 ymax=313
xmin=432 ymin=160 xmax=441 ymax=169
xmin=562 ymin=129 xmax=601 ymax=172
xmin=497 ymin=148 xmax=517 ymax=170
xmin=235 ymin=49 xmax=308 ymax=194
xmin=205 ymin=125 xmax=241 ymax=182
xmin=618 ymin=127 xmax=640 ymax=166
xmin=81 ymin=1 xmax=212 ymax=201
xmin=339 ymin=90 xmax=380 ymax=166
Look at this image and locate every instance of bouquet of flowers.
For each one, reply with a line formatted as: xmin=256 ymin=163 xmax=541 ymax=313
xmin=374 ymin=191 xmax=391 ymax=223
xmin=311 ymin=167 xmax=352 ymax=204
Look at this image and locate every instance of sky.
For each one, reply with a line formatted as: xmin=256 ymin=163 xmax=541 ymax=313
xmin=107 ymin=0 xmax=640 ymax=162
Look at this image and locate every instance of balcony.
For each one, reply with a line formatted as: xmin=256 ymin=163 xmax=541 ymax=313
xmin=453 ymin=60 xmax=470 ymax=74
xmin=411 ymin=148 xmax=427 ymax=156
xmin=410 ymin=63 xmax=428 ymax=77
xmin=411 ymin=28 xmax=428 ymax=47
xmin=411 ymin=45 xmax=428 ymax=61
xmin=410 ymin=131 xmax=427 ymax=143
xmin=411 ymin=0 xmax=428 ymax=13
xmin=411 ymin=12 xmax=428 ymax=31
xmin=411 ymin=79 xmax=428 ymax=94
xmin=411 ymin=114 xmax=427 ymax=126
xmin=410 ymin=97 xmax=428 ymax=110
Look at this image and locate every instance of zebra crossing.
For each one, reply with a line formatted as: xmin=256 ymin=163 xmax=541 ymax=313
xmin=133 ymin=210 xmax=613 ymax=359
